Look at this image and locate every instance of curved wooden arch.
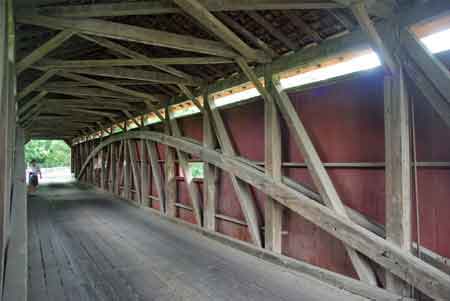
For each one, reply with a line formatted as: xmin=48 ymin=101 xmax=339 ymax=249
xmin=77 ymin=131 xmax=450 ymax=300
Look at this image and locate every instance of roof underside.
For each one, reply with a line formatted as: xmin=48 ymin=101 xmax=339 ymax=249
xmin=14 ymin=0 xmax=418 ymax=140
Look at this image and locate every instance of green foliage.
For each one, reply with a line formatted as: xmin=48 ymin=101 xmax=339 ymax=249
xmin=189 ymin=162 xmax=204 ymax=178
xmin=25 ymin=140 xmax=71 ymax=168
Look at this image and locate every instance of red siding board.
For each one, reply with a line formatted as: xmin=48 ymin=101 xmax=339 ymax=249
xmin=221 ymin=101 xmax=265 ymax=161
xmin=178 ymin=208 xmax=197 ymax=225
xmin=414 ymin=169 xmax=450 ymax=258
xmin=216 ymin=220 xmax=252 ymax=243
xmin=179 ymin=115 xmax=203 ymax=142
xmin=286 ymin=70 xmax=385 ymax=163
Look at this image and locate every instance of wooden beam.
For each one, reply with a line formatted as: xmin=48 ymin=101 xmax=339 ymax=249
xmin=16 ymin=29 xmax=74 ymax=74
xmin=69 ymin=108 xmax=119 ymax=117
xmin=108 ymin=117 xmax=126 ymax=132
xmin=127 ymin=140 xmax=141 ymax=203
xmin=350 ymin=1 xmax=397 ymax=74
xmin=17 ymin=70 xmax=56 ymax=100
xmin=79 ymin=34 xmax=201 ymax=84
xmin=285 ymin=12 xmax=322 ymax=44
xmin=37 ymin=86 xmax=140 ymax=100
xmin=384 ymin=67 xmax=412 ymax=297
xmin=109 ymin=143 xmax=116 ymax=193
xmin=335 ymin=0 xmax=395 ymax=18
xmin=164 ymin=114 xmax=177 ymax=217
xmin=115 ymin=141 xmax=124 ymax=195
xmin=121 ymin=110 xmax=141 ymax=128
xmin=104 ymin=144 xmax=112 ymax=190
xmin=401 ymin=55 xmax=450 ymax=129
xmin=47 ymin=101 xmax=134 ymax=111
xmin=58 ymin=72 xmax=165 ymax=120
xmin=216 ymin=12 xmax=277 ymax=58
xmin=18 ymin=91 xmax=47 ymax=116
xmin=122 ymin=139 xmax=131 ymax=199
xmin=139 ymin=139 xmax=149 ymax=206
xmin=146 ymin=140 xmax=166 ymax=213
xmin=99 ymin=146 xmax=106 ymax=190
xmin=61 ymin=67 xmax=202 ymax=86
xmin=96 ymin=121 xmax=107 ymax=137
xmin=3 ymin=127 xmax=27 ymax=301
xmin=177 ymin=84 xmax=203 ymax=111
xmin=328 ymin=9 xmax=356 ymax=31
xmin=168 ymin=110 xmax=203 ymax=225
xmin=247 ymin=11 xmax=298 ymax=51
xmin=202 ymin=89 xmax=219 ymax=231
xmin=172 ymin=0 xmax=269 ymax=62
xmin=24 ymin=1 xmax=344 ymax=18
xmin=77 ymin=130 xmax=450 ymax=300
xmin=401 ymin=29 xmax=450 ymax=103
xmin=208 ymin=99 xmax=262 ymax=247
xmin=43 ymin=80 xmax=154 ymax=88
xmin=37 ymin=57 xmax=234 ymax=68
xmin=20 ymin=100 xmax=47 ymax=125
xmin=17 ymin=15 xmax=239 ymax=58
xmin=263 ymin=67 xmax=283 ymax=253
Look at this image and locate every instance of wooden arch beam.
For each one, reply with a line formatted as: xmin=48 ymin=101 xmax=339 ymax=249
xmin=76 ymin=130 xmax=450 ymax=300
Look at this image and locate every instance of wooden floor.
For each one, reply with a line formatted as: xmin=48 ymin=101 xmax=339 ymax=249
xmin=28 ymin=182 xmax=366 ymax=301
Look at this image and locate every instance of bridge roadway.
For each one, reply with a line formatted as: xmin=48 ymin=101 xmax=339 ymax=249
xmin=28 ymin=183 xmax=366 ymax=301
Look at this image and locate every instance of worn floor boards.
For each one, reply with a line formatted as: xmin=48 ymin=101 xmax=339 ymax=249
xmin=28 ymin=182 xmax=366 ymax=301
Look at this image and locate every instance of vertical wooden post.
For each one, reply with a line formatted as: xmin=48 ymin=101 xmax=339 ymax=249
xmin=84 ymin=142 xmax=88 ymax=183
xmin=123 ymin=139 xmax=130 ymax=199
xmin=264 ymin=68 xmax=283 ymax=253
xmin=127 ymin=140 xmax=141 ymax=203
xmin=146 ymin=140 xmax=166 ymax=213
xmin=81 ymin=142 xmax=86 ymax=182
xmin=3 ymin=127 xmax=27 ymax=301
xmin=384 ymin=67 xmax=412 ymax=297
xmin=164 ymin=109 xmax=177 ymax=216
xmin=109 ymin=143 xmax=115 ymax=193
xmin=140 ymin=139 xmax=149 ymax=206
xmin=99 ymin=147 xmax=105 ymax=190
xmin=115 ymin=141 xmax=123 ymax=196
xmin=90 ymin=140 xmax=95 ymax=185
xmin=74 ymin=144 xmax=79 ymax=177
xmin=80 ymin=143 xmax=85 ymax=182
xmin=202 ymin=89 xmax=219 ymax=231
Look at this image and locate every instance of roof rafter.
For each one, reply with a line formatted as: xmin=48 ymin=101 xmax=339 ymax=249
xmin=16 ymin=29 xmax=75 ymax=74
xmin=21 ymin=1 xmax=344 ymax=18
xmin=79 ymin=34 xmax=203 ymax=82
xmin=55 ymin=66 xmax=203 ymax=86
xmin=58 ymin=71 xmax=165 ymax=120
xmin=172 ymin=0 xmax=270 ymax=62
xmin=36 ymin=57 xmax=235 ymax=69
xmin=17 ymin=15 xmax=241 ymax=59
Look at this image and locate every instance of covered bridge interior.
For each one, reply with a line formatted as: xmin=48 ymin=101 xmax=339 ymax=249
xmin=2 ymin=0 xmax=450 ymax=300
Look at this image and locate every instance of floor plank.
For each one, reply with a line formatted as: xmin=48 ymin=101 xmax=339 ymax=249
xmin=28 ymin=182 xmax=366 ymax=301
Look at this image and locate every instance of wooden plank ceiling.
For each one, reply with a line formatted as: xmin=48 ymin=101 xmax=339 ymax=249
xmin=14 ymin=0 xmax=406 ymax=139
